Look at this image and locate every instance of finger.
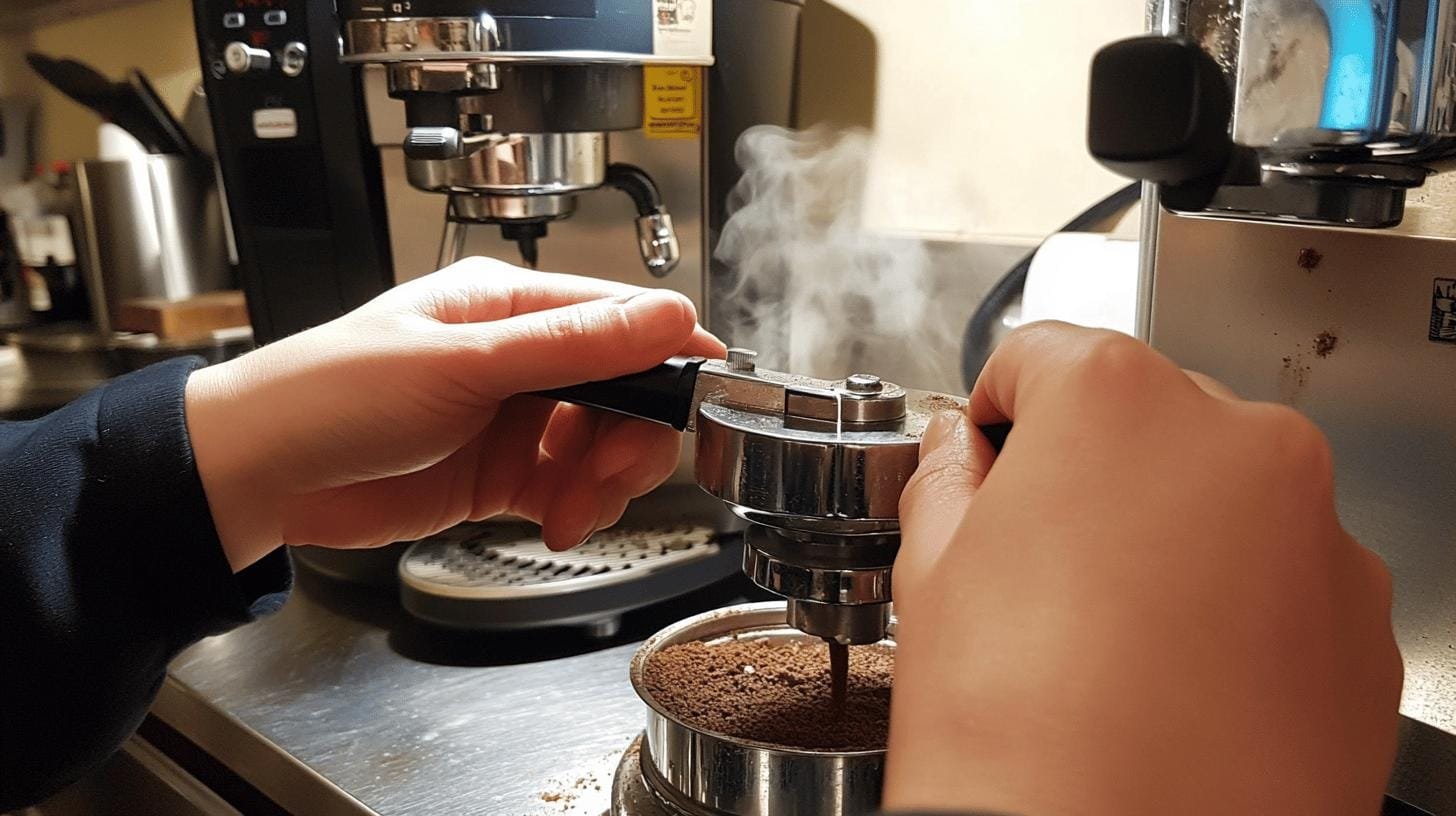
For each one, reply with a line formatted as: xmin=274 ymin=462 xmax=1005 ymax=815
xmin=443 ymin=289 xmax=704 ymax=394
xmin=687 ymin=326 xmax=728 ymax=359
xmin=590 ymin=456 xmax=678 ymax=536
xmin=969 ymin=322 xmax=1188 ymax=428
xmin=385 ymin=260 xmax=648 ymax=323
xmin=468 ymin=395 xmax=555 ymax=519
xmin=540 ymin=417 xmax=681 ymax=549
xmin=390 ymin=262 xmax=724 ymax=360
xmin=585 ymin=417 xmax=682 ymax=481
xmin=505 ymin=404 xmax=602 ymax=523
xmin=1183 ymin=369 xmax=1240 ymax=401
xmin=897 ymin=411 xmax=994 ymax=581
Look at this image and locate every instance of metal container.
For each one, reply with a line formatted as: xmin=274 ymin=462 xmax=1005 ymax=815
xmin=72 ymin=155 xmax=232 ymax=334
xmin=629 ymin=602 xmax=892 ymax=816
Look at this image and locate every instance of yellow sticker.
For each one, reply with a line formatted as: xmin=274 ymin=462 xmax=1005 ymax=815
xmin=643 ymin=66 xmax=702 ymax=139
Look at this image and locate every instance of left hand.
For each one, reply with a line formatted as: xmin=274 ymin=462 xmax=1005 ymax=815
xmin=185 ymin=258 xmax=725 ymax=571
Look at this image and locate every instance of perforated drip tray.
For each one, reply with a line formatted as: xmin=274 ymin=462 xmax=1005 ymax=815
xmin=398 ymin=488 xmax=742 ymax=634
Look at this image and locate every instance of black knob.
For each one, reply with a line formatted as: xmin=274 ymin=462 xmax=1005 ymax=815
xmin=1088 ymin=36 xmax=1251 ymax=211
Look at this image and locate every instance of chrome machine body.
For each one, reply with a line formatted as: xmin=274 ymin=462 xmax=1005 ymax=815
xmin=339 ymin=7 xmax=695 ymax=272
xmin=1089 ymin=1 xmax=1455 ymax=812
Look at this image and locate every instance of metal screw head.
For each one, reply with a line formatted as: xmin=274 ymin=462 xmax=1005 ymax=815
xmin=844 ymin=373 xmax=883 ymax=394
xmin=726 ymin=348 xmax=758 ymax=372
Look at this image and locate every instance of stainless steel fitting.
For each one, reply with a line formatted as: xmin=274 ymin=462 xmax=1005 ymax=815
xmin=682 ymin=353 xmax=959 ymax=645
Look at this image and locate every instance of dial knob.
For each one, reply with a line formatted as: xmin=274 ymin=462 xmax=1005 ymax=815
xmin=223 ymin=42 xmax=271 ymax=75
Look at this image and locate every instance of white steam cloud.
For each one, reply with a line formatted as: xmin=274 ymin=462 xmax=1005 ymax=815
xmin=714 ymin=125 xmax=956 ymax=390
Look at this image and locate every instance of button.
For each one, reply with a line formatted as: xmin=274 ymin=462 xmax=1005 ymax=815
xmin=222 ymin=12 xmax=245 ymax=28
xmin=280 ymin=41 xmax=308 ymax=77
xmin=253 ymin=108 xmax=298 ymax=139
xmin=263 ymin=9 xmax=287 ymax=25
xmin=224 ymin=42 xmax=272 ymax=74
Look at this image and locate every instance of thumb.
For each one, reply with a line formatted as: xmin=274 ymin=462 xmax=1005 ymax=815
xmin=896 ymin=410 xmax=996 ymax=596
xmin=450 ymin=289 xmax=701 ymax=394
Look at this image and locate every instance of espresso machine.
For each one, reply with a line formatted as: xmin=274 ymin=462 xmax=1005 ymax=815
xmin=192 ymin=0 xmax=802 ymax=632
xmin=1087 ymin=1 xmax=1455 ymax=812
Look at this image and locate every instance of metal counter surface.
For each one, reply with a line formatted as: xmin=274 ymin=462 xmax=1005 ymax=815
xmin=159 ymin=568 xmax=752 ymax=816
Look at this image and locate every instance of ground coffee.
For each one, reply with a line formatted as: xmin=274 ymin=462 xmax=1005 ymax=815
xmin=643 ymin=636 xmax=893 ymax=751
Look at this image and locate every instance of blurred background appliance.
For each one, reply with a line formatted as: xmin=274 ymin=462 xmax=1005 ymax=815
xmin=1 ymin=55 xmax=249 ymax=419
xmin=193 ymin=0 xmax=802 ymax=632
xmin=71 ymin=154 xmax=232 ymax=334
xmin=1087 ymin=0 xmax=1455 ymax=813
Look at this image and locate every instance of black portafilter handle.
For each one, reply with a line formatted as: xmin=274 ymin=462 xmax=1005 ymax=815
xmin=529 ymin=357 xmax=1013 ymax=452
xmin=530 ymin=356 xmax=706 ymax=431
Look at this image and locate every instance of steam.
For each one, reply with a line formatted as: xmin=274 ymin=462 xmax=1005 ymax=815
xmin=714 ymin=125 xmax=954 ymax=390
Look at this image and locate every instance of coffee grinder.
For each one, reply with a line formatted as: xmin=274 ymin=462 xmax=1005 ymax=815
xmin=1087 ymin=1 xmax=1455 ymax=812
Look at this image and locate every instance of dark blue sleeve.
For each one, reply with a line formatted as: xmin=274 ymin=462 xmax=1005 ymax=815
xmin=0 ymin=357 xmax=291 ymax=809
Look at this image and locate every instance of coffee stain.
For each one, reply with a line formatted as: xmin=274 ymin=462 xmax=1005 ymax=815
xmin=1279 ymin=353 xmax=1312 ymax=405
xmin=1297 ymin=247 xmax=1323 ymax=270
xmin=1279 ymin=330 xmax=1342 ymax=403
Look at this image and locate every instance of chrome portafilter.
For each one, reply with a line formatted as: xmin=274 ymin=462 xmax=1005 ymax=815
xmin=531 ymin=350 xmax=1009 ymax=644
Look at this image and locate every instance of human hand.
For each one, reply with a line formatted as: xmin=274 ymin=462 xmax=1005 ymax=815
xmin=884 ymin=322 xmax=1401 ymax=816
xmin=185 ymin=259 xmax=725 ymax=571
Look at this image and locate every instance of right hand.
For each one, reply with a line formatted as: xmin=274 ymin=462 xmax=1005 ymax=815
xmin=885 ymin=322 xmax=1401 ymax=816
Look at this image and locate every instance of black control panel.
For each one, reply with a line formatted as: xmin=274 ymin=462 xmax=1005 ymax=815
xmin=193 ymin=0 xmax=393 ymax=343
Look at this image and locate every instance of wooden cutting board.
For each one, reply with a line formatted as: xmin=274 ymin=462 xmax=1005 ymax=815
xmin=115 ymin=291 xmax=249 ymax=339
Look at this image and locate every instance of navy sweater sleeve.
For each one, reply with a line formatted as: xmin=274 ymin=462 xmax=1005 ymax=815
xmin=0 ymin=357 xmax=291 ymax=809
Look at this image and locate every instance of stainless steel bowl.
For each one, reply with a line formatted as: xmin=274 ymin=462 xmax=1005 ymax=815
xmin=629 ymin=602 xmax=894 ymax=816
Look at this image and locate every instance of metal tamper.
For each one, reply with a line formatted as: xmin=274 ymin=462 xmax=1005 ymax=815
xmin=533 ymin=350 xmax=1009 ymax=645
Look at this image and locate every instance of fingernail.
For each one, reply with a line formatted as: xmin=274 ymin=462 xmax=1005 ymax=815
xmin=622 ymin=288 xmax=690 ymax=321
xmin=921 ymin=411 xmax=963 ymax=453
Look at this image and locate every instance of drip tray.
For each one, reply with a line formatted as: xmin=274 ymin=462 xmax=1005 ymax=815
xmin=399 ymin=488 xmax=741 ymax=635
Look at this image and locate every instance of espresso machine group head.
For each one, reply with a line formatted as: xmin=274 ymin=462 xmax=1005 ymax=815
xmin=340 ymin=8 xmax=682 ymax=273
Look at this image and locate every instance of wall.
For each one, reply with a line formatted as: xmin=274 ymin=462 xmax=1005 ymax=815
xmin=0 ymin=29 xmax=35 ymax=98
xmin=27 ymin=0 xmax=200 ymax=162
xmin=796 ymin=0 xmax=1146 ymax=244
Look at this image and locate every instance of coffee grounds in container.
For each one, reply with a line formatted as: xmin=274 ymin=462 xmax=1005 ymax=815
xmin=643 ymin=637 xmax=893 ymax=751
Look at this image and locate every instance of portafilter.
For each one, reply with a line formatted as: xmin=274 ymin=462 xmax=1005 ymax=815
xmin=533 ymin=350 xmax=1010 ymax=646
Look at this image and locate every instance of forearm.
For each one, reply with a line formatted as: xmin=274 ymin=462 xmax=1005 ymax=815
xmin=0 ymin=358 xmax=290 ymax=809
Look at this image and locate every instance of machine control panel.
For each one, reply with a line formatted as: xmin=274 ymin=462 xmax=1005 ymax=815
xmin=192 ymin=0 xmax=396 ymax=343
xmin=196 ymin=0 xmax=317 ymax=145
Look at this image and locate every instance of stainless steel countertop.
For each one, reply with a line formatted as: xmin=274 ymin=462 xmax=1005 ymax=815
xmin=158 ymin=567 xmax=755 ymax=816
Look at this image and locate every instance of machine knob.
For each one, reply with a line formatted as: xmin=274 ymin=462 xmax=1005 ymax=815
xmin=279 ymin=42 xmax=308 ymax=77
xmin=403 ymin=127 xmax=464 ymax=160
xmin=1087 ymin=35 xmax=1261 ymax=212
xmin=223 ymin=42 xmax=272 ymax=75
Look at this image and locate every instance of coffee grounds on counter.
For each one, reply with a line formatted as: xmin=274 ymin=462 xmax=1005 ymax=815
xmin=643 ymin=637 xmax=893 ymax=751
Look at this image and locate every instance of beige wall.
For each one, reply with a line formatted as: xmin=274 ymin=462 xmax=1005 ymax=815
xmin=797 ymin=0 xmax=1146 ymax=243
xmin=0 ymin=30 xmax=36 ymax=98
xmin=26 ymin=0 xmax=200 ymax=162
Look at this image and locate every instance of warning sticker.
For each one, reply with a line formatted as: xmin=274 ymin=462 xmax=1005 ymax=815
xmin=1432 ymin=278 xmax=1456 ymax=344
xmin=643 ymin=66 xmax=702 ymax=140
